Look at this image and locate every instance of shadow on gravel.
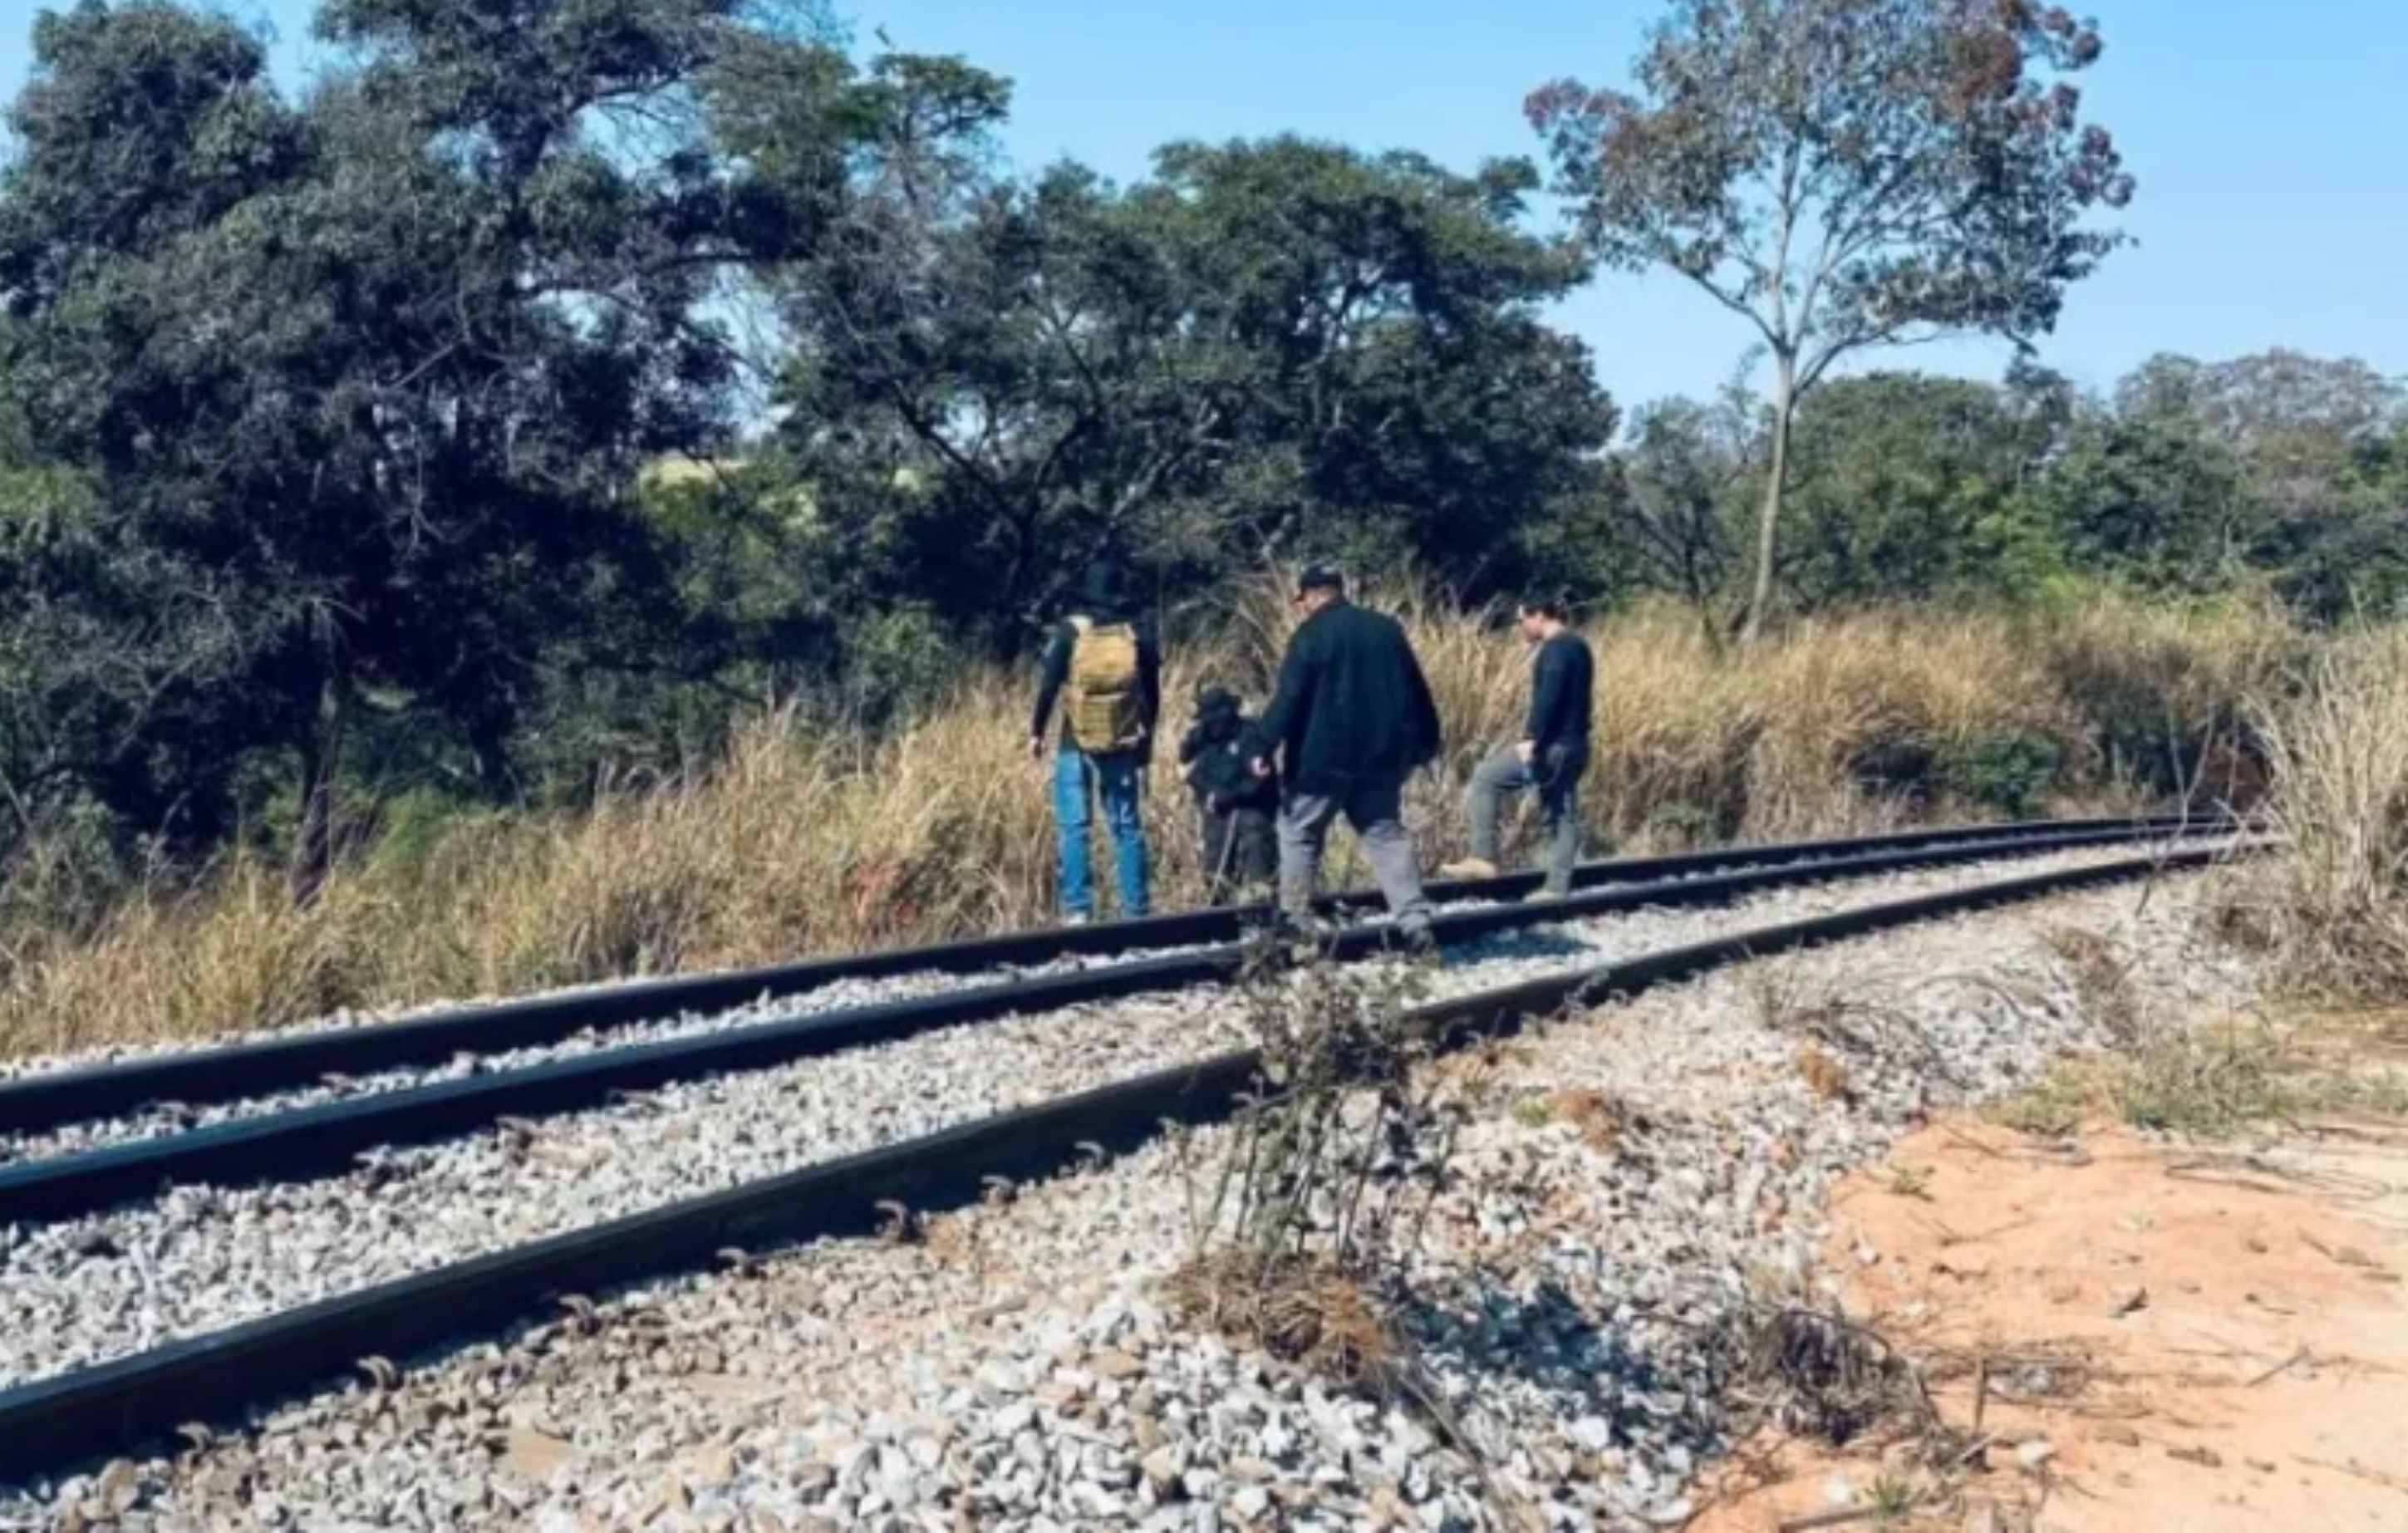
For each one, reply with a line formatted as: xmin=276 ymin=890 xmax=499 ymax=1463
xmin=1398 ymin=1275 xmax=1729 ymax=1459
xmin=1442 ymin=930 xmax=1598 ymax=967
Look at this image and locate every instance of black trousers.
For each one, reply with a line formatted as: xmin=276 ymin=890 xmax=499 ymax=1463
xmin=1199 ymin=803 xmax=1277 ymax=905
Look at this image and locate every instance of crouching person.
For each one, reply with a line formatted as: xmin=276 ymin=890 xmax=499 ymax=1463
xmin=1179 ymin=686 xmax=1279 ymax=905
xmin=1441 ymin=593 xmax=1595 ymax=898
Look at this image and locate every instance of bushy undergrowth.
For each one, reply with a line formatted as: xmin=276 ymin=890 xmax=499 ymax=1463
xmin=0 ymin=588 xmax=2295 ymax=1059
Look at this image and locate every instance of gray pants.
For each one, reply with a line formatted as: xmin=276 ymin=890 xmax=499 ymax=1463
xmin=1277 ymin=774 xmax=1432 ymax=936
xmin=1467 ymin=744 xmax=1588 ymax=895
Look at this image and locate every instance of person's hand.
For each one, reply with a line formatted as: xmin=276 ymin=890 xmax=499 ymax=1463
xmin=1249 ymin=757 xmax=1273 ymax=779
xmin=1516 ymin=739 xmax=1536 ymax=766
xmin=1028 ymin=736 xmax=1047 ymax=769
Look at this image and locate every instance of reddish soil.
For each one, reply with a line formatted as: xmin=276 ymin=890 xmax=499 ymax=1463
xmin=1690 ymin=1115 xmax=2408 ymax=1533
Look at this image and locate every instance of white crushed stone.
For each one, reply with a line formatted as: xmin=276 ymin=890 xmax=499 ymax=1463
xmin=0 ymin=844 xmax=2212 ymax=1403
xmin=0 ymin=869 xmax=2251 ymax=1530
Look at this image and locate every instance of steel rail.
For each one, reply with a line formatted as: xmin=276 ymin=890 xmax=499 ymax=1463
xmin=0 ymin=814 xmax=2219 ymax=1137
xmin=0 ymin=822 xmax=2224 ymax=1226
xmin=0 ymin=839 xmax=2238 ymax=1486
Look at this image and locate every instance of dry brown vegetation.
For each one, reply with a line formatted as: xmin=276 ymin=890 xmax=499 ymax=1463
xmin=2219 ymin=627 xmax=2408 ymax=1000
xmin=0 ymin=588 xmax=2295 ymax=1059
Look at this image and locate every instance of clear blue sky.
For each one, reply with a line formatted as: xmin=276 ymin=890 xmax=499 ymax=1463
xmin=6 ymin=1 xmax=2403 ymax=412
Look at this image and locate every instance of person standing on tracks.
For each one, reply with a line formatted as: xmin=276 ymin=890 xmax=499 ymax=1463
xmin=1180 ymin=684 xmax=1280 ymax=906
xmin=1241 ymin=564 xmax=1440 ymax=947
xmin=1030 ymin=559 xmax=1161 ymax=923
xmin=1439 ymin=592 xmax=1595 ymax=899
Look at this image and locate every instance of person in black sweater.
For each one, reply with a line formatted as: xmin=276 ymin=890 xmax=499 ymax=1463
xmin=1240 ymin=564 xmax=1439 ymax=942
xmin=1440 ymin=593 xmax=1595 ymax=897
xmin=1178 ymin=685 xmax=1279 ymax=905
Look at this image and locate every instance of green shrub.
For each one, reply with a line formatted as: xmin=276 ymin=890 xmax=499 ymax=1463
xmin=1939 ymin=730 xmax=2065 ymax=819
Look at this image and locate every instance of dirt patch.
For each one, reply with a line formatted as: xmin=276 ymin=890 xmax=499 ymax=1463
xmin=1693 ymin=1116 xmax=2408 ymax=1532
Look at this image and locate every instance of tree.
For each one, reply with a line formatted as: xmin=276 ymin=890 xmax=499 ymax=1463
xmin=2097 ymin=351 xmax=2408 ymax=618
xmin=1605 ymin=395 xmax=1753 ymax=617
xmin=0 ymin=0 xmax=912 ymax=885
xmin=1529 ymin=0 xmax=2133 ymax=640
xmin=773 ymin=135 xmax=1616 ymax=651
xmin=1781 ymin=372 xmax=2047 ymax=603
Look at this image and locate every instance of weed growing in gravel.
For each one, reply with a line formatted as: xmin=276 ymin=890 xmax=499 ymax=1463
xmin=1726 ymin=1305 xmax=1939 ymax=1447
xmin=1742 ymin=962 xmax=1851 ymax=1038
xmin=2045 ymin=925 xmax=2145 ymax=1044
xmin=1747 ymin=956 xmax=1953 ymax=1086
xmin=1797 ymin=1044 xmax=1857 ymax=1103
xmin=1165 ymin=945 xmax=1502 ymax=1394
xmin=1178 ymin=949 xmax=1456 ymax=1268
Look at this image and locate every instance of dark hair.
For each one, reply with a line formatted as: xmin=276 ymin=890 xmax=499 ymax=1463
xmin=1517 ymin=591 xmax=1574 ymax=622
xmin=1193 ymin=685 xmax=1245 ymax=742
xmin=1295 ymin=563 xmax=1344 ymax=597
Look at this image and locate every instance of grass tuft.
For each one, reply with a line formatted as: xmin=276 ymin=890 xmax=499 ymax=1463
xmin=2220 ymin=629 xmax=2408 ymax=1001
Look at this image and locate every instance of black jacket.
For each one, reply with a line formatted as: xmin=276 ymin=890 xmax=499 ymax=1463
xmin=1241 ymin=600 xmax=1442 ymax=797
xmin=1030 ymin=610 xmax=1162 ymax=759
xmin=1182 ymin=716 xmax=1280 ymax=814
xmin=1525 ymin=630 xmax=1595 ymax=754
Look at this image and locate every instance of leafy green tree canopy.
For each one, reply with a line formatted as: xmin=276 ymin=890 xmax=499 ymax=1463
xmin=1530 ymin=0 xmax=2132 ymax=639
xmin=771 ymin=135 xmax=1617 ymax=652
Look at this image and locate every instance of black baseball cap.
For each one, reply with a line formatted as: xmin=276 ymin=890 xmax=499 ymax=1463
xmin=1295 ymin=563 xmax=1344 ymax=597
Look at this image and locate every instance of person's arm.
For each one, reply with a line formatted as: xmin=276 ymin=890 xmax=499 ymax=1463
xmin=1028 ymin=625 xmax=1072 ymax=753
xmin=1140 ymin=622 xmax=1163 ymax=739
xmin=1525 ymin=637 xmax=1566 ymax=754
xmin=1136 ymin=622 xmax=1163 ymax=764
xmin=1243 ymin=628 xmax=1318 ymax=769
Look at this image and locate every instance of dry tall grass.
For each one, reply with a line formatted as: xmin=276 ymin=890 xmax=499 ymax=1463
xmin=0 ymin=587 xmax=2297 ymax=1060
xmin=2219 ymin=628 xmax=2408 ymax=999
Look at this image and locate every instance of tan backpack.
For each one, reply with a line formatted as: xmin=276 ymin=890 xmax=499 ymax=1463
xmin=1065 ymin=617 xmax=1147 ymax=754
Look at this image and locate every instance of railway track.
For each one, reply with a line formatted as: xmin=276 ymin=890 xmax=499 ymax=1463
xmin=0 ymin=817 xmax=2218 ymax=1225
xmin=0 ymin=820 xmax=2241 ymax=1486
xmin=0 ymin=812 xmax=2200 ymax=1139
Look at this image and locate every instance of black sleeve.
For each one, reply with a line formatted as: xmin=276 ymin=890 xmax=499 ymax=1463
xmin=1243 ymin=626 xmax=1318 ymax=764
xmin=1029 ymin=625 xmax=1073 ymax=740
xmin=1177 ymin=721 xmax=1208 ymax=765
xmin=1526 ymin=637 xmax=1566 ymax=746
xmin=1140 ymin=621 xmax=1163 ymax=737
xmin=1135 ymin=622 xmax=1163 ymax=764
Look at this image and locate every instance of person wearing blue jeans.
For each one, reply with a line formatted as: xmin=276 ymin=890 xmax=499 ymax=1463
xmin=1030 ymin=560 xmax=1162 ymax=921
xmin=1049 ymin=747 xmax=1151 ymax=921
